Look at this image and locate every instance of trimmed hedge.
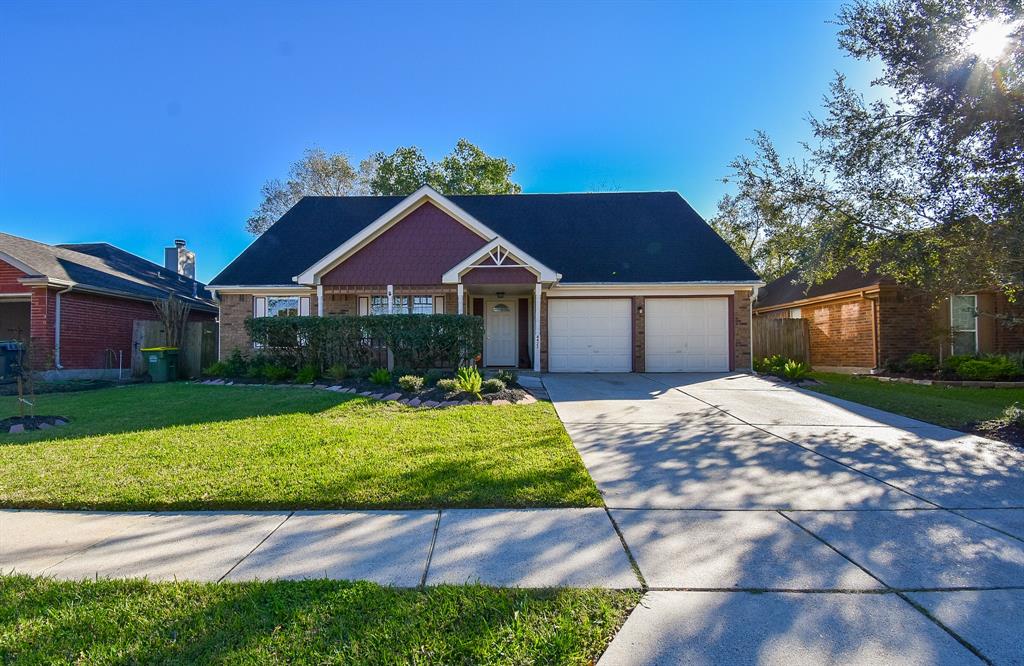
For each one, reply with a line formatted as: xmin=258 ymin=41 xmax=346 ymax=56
xmin=245 ymin=315 xmax=483 ymax=372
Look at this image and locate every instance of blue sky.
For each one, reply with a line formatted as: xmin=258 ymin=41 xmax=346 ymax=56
xmin=0 ymin=0 xmax=878 ymax=282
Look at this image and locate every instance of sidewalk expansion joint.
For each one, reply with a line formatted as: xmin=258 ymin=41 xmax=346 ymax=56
xmin=419 ymin=510 xmax=442 ymax=590
xmin=603 ymin=507 xmax=647 ymax=590
xmin=217 ymin=511 xmax=293 ymax=583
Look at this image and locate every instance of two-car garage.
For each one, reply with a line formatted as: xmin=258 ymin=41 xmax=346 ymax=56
xmin=546 ymin=297 xmax=731 ymax=373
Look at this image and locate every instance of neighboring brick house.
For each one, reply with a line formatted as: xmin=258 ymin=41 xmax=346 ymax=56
xmin=754 ymin=267 xmax=1024 ymax=371
xmin=0 ymin=233 xmax=216 ymax=378
xmin=209 ymin=186 xmax=762 ymax=373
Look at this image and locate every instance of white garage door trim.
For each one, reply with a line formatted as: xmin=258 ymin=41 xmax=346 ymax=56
xmin=645 ymin=297 xmax=731 ymax=372
xmin=548 ymin=298 xmax=632 ymax=372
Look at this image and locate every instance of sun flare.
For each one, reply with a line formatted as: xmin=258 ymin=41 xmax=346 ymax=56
xmin=966 ymin=18 xmax=1019 ymax=61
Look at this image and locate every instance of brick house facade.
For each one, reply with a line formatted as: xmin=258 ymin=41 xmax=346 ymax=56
xmin=755 ymin=268 xmax=1024 ymax=370
xmin=210 ymin=187 xmax=761 ymax=373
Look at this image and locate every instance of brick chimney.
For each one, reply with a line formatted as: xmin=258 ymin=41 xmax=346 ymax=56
xmin=164 ymin=239 xmax=196 ymax=279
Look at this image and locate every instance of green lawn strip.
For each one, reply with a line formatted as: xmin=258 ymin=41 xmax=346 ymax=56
xmin=0 ymin=576 xmax=639 ymax=665
xmin=806 ymin=372 xmax=1024 ymax=430
xmin=0 ymin=384 xmax=601 ymax=510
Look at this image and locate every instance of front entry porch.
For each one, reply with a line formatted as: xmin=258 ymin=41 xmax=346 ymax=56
xmin=458 ymin=283 xmax=541 ymax=370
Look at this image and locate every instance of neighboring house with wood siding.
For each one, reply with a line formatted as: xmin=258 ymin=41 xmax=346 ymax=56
xmin=208 ymin=186 xmax=762 ymax=373
xmin=754 ymin=267 xmax=1024 ymax=372
xmin=0 ymin=233 xmax=216 ymax=378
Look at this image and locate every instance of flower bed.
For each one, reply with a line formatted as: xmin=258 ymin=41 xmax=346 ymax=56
xmin=1 ymin=415 xmax=69 ymax=434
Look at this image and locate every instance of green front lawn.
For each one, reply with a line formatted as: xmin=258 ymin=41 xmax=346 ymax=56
xmin=0 ymin=576 xmax=638 ymax=664
xmin=806 ymin=372 xmax=1024 ymax=430
xmin=0 ymin=384 xmax=601 ymax=510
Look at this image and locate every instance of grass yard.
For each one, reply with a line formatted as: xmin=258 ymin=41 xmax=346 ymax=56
xmin=0 ymin=576 xmax=638 ymax=665
xmin=806 ymin=372 xmax=1024 ymax=430
xmin=0 ymin=383 xmax=601 ymax=510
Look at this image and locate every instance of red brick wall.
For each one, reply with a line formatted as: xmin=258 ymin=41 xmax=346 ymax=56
xmin=877 ymin=288 xmax=938 ymax=365
xmin=30 ymin=287 xmax=55 ymax=368
xmin=804 ymin=296 xmax=877 ymax=368
xmin=321 ymin=203 xmax=487 ymax=286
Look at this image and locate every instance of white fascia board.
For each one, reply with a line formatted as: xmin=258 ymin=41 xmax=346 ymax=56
xmin=294 ymin=185 xmax=503 ymax=285
xmin=548 ymin=281 xmax=763 ymax=297
xmin=207 ymin=285 xmax=312 ymax=295
xmin=442 ymin=238 xmax=559 ymax=284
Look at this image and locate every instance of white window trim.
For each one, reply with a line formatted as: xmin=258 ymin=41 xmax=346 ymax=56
xmin=950 ymin=294 xmax=979 ymax=355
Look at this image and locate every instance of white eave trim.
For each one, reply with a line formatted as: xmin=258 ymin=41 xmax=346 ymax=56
xmin=548 ymin=281 xmax=763 ymax=297
xmin=294 ymin=185 xmax=504 ymax=285
xmin=207 ymin=285 xmax=312 ymax=295
xmin=442 ymin=238 xmax=560 ymax=284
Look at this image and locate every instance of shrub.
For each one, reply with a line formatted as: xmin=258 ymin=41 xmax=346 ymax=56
xmin=883 ymin=357 xmax=905 ymax=374
xmin=325 ymin=364 xmax=349 ymax=380
xmin=223 ymin=349 xmax=249 ymax=377
xmin=424 ymin=369 xmax=446 ymax=386
xmin=481 ymin=378 xmax=506 ymax=394
xmin=352 ymin=366 xmax=373 ymax=380
xmin=455 ymin=366 xmax=483 ymax=399
xmin=754 ymin=354 xmax=789 ymax=376
xmin=999 ymin=402 xmax=1024 ymax=428
xmin=398 ymin=375 xmax=424 ymax=392
xmin=495 ymin=369 xmax=518 ymax=385
xmin=904 ymin=353 xmax=938 ymax=373
xmin=955 ymin=356 xmax=1023 ymax=381
xmin=369 ymin=368 xmax=392 ymax=385
xmin=295 ymin=364 xmax=318 ymax=383
xmin=202 ymin=361 xmax=228 ymax=377
xmin=436 ymin=378 xmax=458 ymax=394
xmin=261 ymin=364 xmax=292 ymax=382
xmin=245 ymin=314 xmax=484 ymax=373
xmin=940 ymin=354 xmax=975 ymax=376
xmin=781 ymin=359 xmax=811 ymax=382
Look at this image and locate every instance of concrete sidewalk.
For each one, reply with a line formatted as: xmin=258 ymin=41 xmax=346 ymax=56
xmin=0 ymin=508 xmax=639 ymax=588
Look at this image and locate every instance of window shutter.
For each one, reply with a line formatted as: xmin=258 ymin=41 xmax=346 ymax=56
xmin=253 ymin=297 xmax=266 ymax=318
xmin=434 ymin=296 xmax=445 ymax=314
xmin=358 ymin=296 xmax=369 ymax=316
xmin=299 ymin=297 xmax=310 ymax=316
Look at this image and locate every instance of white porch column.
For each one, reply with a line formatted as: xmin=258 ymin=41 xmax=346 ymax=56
xmin=533 ymin=282 xmax=542 ymax=372
xmin=457 ymin=283 xmax=464 ymax=314
xmin=386 ymin=284 xmax=394 ymax=314
xmin=316 ymin=285 xmax=324 ymax=316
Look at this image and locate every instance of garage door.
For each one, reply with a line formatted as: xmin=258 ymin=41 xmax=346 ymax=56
xmin=645 ymin=298 xmax=730 ymax=372
xmin=548 ymin=299 xmax=632 ymax=372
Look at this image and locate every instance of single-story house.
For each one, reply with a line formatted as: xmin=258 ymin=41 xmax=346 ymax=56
xmin=208 ymin=186 xmax=762 ymax=372
xmin=754 ymin=267 xmax=1024 ymax=372
xmin=0 ymin=233 xmax=216 ymax=378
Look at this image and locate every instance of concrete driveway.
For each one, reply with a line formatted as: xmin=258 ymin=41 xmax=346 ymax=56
xmin=544 ymin=372 xmax=1024 ymax=665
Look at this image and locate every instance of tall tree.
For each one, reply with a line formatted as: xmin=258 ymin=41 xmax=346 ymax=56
xmin=366 ymin=146 xmax=432 ymax=197
xmin=246 ymin=149 xmax=371 ymax=234
xmin=718 ymin=0 xmax=1023 ymax=301
xmin=369 ymin=139 xmax=522 ymax=196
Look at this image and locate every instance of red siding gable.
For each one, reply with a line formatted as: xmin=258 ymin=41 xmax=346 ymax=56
xmin=321 ymin=202 xmax=488 ymax=286
xmin=0 ymin=259 xmax=31 ymax=294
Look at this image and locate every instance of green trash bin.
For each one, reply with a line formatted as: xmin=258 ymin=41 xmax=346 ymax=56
xmin=141 ymin=347 xmax=179 ymax=382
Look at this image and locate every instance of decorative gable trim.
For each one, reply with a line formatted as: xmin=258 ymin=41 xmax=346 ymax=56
xmin=295 ymin=185 xmax=504 ymax=285
xmin=442 ymin=238 xmax=560 ymax=284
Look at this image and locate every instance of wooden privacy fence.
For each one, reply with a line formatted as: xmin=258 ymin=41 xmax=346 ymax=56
xmin=752 ymin=317 xmax=810 ymax=364
xmin=132 ymin=320 xmax=217 ymax=378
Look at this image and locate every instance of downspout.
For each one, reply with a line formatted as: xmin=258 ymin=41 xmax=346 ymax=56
xmin=54 ymin=284 xmax=74 ymax=369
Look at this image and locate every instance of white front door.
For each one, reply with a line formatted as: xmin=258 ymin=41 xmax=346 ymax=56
xmin=645 ymin=298 xmax=730 ymax=372
xmin=548 ymin=299 xmax=633 ymax=372
xmin=484 ymin=300 xmax=517 ymax=366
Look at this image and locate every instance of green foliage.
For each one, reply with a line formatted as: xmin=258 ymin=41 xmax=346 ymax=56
xmin=455 ymin=366 xmax=483 ymax=399
xmin=753 ymin=354 xmax=789 ymax=375
xmin=941 ymin=354 xmax=975 ymax=376
xmin=325 ymin=364 xmax=349 ymax=380
xmin=436 ymin=378 xmax=459 ymax=394
xmin=955 ymin=356 xmax=1023 ymax=381
xmin=481 ymin=378 xmax=506 ymax=395
xmin=245 ymin=314 xmax=483 ymax=374
xmin=998 ymin=402 xmax=1024 ymax=428
xmin=719 ymin=0 xmax=1024 ymax=300
xmin=369 ymin=139 xmax=522 ymax=196
xmin=398 ymin=375 xmax=424 ymax=392
xmin=424 ymin=369 xmax=446 ymax=386
xmin=884 ymin=357 xmax=905 ymax=374
xmin=223 ymin=350 xmax=249 ymax=377
xmin=781 ymin=359 xmax=811 ymax=382
xmin=295 ymin=364 xmax=318 ymax=384
xmin=369 ymin=368 xmax=392 ymax=386
xmin=495 ymin=369 xmax=519 ymax=385
xmin=904 ymin=353 xmax=938 ymax=373
xmin=202 ymin=361 xmax=227 ymax=378
xmin=261 ymin=364 xmax=292 ymax=382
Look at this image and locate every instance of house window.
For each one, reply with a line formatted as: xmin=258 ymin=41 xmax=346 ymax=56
xmin=267 ymin=297 xmax=300 ymax=317
xmin=789 ymin=307 xmax=802 ymax=318
xmin=367 ymin=295 xmax=433 ymax=314
xmin=950 ymin=294 xmax=978 ymax=355
xmin=411 ymin=296 xmax=433 ymax=314
xmin=370 ymin=296 xmax=389 ymax=315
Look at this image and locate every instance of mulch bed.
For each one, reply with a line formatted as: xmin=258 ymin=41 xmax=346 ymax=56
xmin=970 ymin=422 xmax=1024 ymax=448
xmin=1 ymin=415 xmax=69 ymax=433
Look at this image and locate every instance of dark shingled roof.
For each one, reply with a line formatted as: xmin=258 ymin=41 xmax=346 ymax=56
xmin=755 ymin=266 xmax=885 ymax=310
xmin=210 ymin=192 xmax=760 ymax=286
xmin=0 ymin=233 xmax=216 ymax=311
